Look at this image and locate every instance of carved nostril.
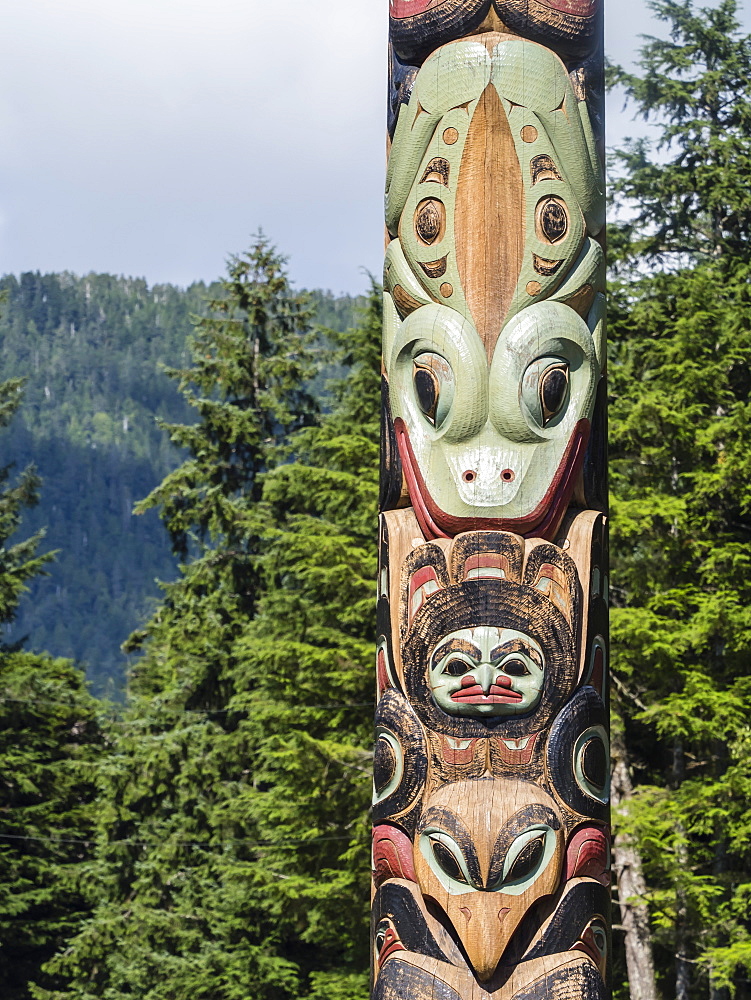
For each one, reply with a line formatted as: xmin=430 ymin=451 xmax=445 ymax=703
xmin=462 ymin=470 xmax=476 ymax=483
xmin=500 ymin=469 xmax=515 ymax=482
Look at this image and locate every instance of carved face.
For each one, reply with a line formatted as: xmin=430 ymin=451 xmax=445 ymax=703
xmin=414 ymin=779 xmax=564 ymax=982
xmin=399 ymin=538 xmax=579 ymax=739
xmin=389 ymin=299 xmax=599 ymax=539
xmin=384 ymin=35 xmax=605 ymax=539
xmin=428 ymin=625 xmax=544 ymax=717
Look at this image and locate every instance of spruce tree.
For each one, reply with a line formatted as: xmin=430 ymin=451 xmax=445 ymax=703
xmin=0 ymin=377 xmax=103 ymax=1000
xmin=230 ymin=281 xmax=382 ymax=998
xmin=608 ymin=3 xmax=751 ymax=997
xmin=41 ymin=240 xmax=375 ymax=1000
xmin=611 ymin=0 xmax=751 ymax=266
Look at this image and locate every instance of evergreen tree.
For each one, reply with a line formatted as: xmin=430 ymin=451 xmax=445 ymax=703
xmin=611 ymin=0 xmax=751 ymax=266
xmin=0 ymin=377 xmax=103 ymax=1000
xmin=0 ymin=271 xmax=365 ymax=692
xmin=0 ymin=272 xmax=211 ymax=691
xmin=41 ymin=242 xmax=377 ymax=1000
xmin=230 ymin=280 xmax=382 ymax=997
xmin=608 ymin=2 xmax=751 ymax=997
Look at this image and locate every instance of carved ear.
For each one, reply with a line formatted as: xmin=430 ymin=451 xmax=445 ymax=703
xmin=372 ymin=824 xmax=417 ymax=888
xmin=523 ymin=544 xmax=580 ymax=629
xmin=449 ymin=531 xmax=524 ymax=584
xmin=409 ymin=565 xmax=443 ymax=621
xmin=401 ymin=544 xmax=451 ymax=631
xmin=531 ymin=561 xmax=571 ymax=619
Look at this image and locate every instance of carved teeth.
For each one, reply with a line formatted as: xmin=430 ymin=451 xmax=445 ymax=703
xmin=502 ymin=736 xmax=532 ymax=751
xmin=445 ymin=736 xmax=474 ymax=751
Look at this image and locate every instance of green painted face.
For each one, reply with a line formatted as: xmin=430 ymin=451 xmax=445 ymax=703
xmin=428 ymin=626 xmax=544 ymax=718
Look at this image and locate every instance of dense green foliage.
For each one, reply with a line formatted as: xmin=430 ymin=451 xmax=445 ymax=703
xmin=0 ymin=272 xmax=362 ymax=692
xmin=0 ymin=377 xmax=103 ymax=1000
xmin=4 ymin=3 xmax=751 ymax=997
xmin=609 ymin=1 xmax=751 ymax=996
xmin=36 ymin=243 xmax=378 ymax=999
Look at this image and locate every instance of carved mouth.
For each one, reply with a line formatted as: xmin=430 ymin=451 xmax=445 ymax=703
xmin=394 ymin=417 xmax=590 ymax=542
xmin=451 ymin=684 xmax=523 ymax=703
xmin=531 ymin=0 xmax=599 ymax=17
xmin=389 ymin=0 xmax=448 ymax=16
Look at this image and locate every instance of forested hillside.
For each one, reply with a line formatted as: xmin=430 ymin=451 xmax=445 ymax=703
xmin=4 ymin=3 xmax=751 ymax=999
xmin=0 ymin=272 xmax=361 ymax=692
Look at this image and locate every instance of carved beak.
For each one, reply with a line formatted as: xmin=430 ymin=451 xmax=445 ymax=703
xmin=447 ymin=893 xmax=515 ymax=982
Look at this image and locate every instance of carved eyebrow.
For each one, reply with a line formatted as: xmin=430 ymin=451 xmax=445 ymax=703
xmin=419 ymin=806 xmax=482 ymax=887
xmin=431 ymin=639 xmax=481 ymax=663
xmin=490 ymin=641 xmax=543 ymax=669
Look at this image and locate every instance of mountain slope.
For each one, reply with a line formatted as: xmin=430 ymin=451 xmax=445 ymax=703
xmin=0 ymin=271 xmax=362 ymax=692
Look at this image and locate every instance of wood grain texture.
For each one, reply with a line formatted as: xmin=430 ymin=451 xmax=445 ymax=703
xmin=455 ymin=82 xmax=524 ymax=355
xmin=377 ymin=1 xmax=606 ymax=996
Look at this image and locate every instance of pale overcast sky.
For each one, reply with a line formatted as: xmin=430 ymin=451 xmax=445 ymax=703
xmin=0 ymin=1 xmax=748 ymax=294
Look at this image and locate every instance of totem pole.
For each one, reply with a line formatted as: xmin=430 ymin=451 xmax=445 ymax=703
xmin=373 ymin=2 xmax=608 ymax=998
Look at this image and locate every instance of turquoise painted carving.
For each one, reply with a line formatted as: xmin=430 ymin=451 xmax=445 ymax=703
xmin=385 ymin=35 xmax=604 ymax=325
xmin=428 ymin=625 xmax=545 ymax=717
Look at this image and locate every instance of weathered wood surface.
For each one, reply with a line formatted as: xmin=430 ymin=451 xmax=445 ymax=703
xmin=375 ymin=2 xmax=607 ymax=997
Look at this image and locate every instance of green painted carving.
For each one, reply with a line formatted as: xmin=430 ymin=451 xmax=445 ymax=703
xmin=386 ymin=298 xmax=600 ymax=527
xmin=385 ymin=34 xmax=605 ymax=338
xmin=428 ymin=625 xmax=545 ymax=717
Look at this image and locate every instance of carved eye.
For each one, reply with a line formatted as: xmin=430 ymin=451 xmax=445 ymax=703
xmin=431 ymin=840 xmax=469 ymax=885
xmin=375 ymin=920 xmax=389 ymax=953
xmin=504 ymin=835 xmax=545 ymax=884
xmin=412 ymin=352 xmax=454 ymax=428
xmin=414 ymin=365 xmax=438 ymax=419
xmin=491 ymin=824 xmax=555 ymax=893
xmin=581 ymin=738 xmax=607 ymax=789
xmin=530 ymin=154 xmax=562 ymax=185
xmin=536 ymin=196 xmax=568 ymax=244
xmin=421 ymin=829 xmax=476 ymax=891
xmin=521 ymin=357 xmax=570 ymax=429
xmin=501 ymin=658 xmax=529 ymax=677
xmin=373 ymin=735 xmax=397 ymax=796
xmin=540 ymin=364 xmax=569 ymax=422
xmin=574 ymin=725 xmax=610 ymax=803
xmin=414 ymin=198 xmax=445 ymax=246
xmin=591 ymin=920 xmax=608 ymax=956
xmin=420 ymin=157 xmax=450 ymax=186
xmin=372 ymin=727 xmax=404 ymax=805
xmin=443 ymin=658 xmax=472 ymax=676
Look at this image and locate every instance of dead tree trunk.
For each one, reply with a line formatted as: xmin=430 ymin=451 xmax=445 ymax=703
xmin=611 ymin=722 xmax=658 ymax=1000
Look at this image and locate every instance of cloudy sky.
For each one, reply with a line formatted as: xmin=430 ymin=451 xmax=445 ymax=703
xmin=0 ymin=1 xmax=747 ymax=294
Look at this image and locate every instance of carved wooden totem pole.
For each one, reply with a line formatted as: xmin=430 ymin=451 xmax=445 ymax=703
xmin=373 ymin=2 xmax=608 ymax=998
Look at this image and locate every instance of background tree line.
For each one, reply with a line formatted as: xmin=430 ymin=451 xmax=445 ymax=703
xmin=1 ymin=0 xmax=751 ymax=997
xmin=0 ymin=271 xmax=361 ymax=692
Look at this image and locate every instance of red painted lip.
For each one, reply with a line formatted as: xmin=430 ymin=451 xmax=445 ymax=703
xmin=394 ymin=417 xmax=590 ymax=542
xmin=451 ymin=685 xmax=523 ymax=703
xmin=533 ymin=0 xmax=599 ymax=16
xmin=390 ymin=0 xmax=445 ymax=17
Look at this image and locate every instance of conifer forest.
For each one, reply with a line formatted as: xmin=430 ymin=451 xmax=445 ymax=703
xmin=3 ymin=1 xmax=751 ymax=998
